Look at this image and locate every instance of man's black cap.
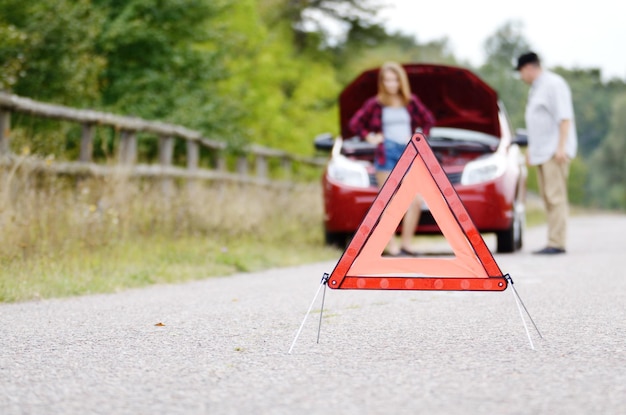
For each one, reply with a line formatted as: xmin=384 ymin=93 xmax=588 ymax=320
xmin=515 ymin=52 xmax=540 ymax=70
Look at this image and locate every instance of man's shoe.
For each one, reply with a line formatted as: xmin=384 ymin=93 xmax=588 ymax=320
xmin=532 ymin=246 xmax=566 ymax=255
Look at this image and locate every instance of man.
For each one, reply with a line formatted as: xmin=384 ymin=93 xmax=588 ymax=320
xmin=516 ymin=52 xmax=578 ymax=254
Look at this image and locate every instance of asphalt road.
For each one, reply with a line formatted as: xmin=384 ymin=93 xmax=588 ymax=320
xmin=1 ymin=214 xmax=625 ymax=415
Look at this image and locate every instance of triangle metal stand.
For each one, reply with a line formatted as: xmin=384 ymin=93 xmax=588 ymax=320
xmin=288 ymin=273 xmax=329 ymax=354
xmin=289 ymin=273 xmax=542 ymax=353
xmin=505 ymin=274 xmax=543 ymax=349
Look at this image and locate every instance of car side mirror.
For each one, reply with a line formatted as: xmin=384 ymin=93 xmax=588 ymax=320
xmin=512 ymin=128 xmax=528 ymax=147
xmin=314 ymin=132 xmax=334 ymax=152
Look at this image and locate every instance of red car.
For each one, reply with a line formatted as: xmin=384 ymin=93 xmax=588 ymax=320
xmin=315 ymin=64 xmax=527 ymax=253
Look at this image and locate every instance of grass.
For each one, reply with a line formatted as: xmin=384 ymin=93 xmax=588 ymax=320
xmin=0 ymin=162 xmax=340 ymax=303
xmin=0 ymin=235 xmax=340 ymax=302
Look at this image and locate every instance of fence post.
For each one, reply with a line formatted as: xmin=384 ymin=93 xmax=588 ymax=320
xmin=256 ymin=155 xmax=268 ymax=179
xmin=281 ymin=156 xmax=292 ymax=180
xmin=80 ymin=123 xmax=94 ymax=162
xmin=159 ymin=136 xmax=175 ymax=195
xmin=118 ymin=130 xmax=137 ymax=165
xmin=185 ymin=139 xmax=200 ymax=193
xmin=186 ymin=140 xmax=199 ymax=170
xmin=216 ymin=149 xmax=226 ymax=171
xmin=0 ymin=109 xmax=10 ymax=156
xmin=236 ymin=156 xmax=248 ymax=176
xmin=159 ymin=136 xmax=174 ymax=166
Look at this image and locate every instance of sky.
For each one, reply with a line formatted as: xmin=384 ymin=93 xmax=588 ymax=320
xmin=376 ymin=0 xmax=626 ymax=80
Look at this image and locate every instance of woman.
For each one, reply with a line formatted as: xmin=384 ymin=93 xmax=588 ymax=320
xmin=349 ymin=62 xmax=435 ymax=256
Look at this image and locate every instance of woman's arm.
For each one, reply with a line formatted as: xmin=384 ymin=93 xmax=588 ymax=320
xmin=349 ymin=97 xmax=381 ymax=140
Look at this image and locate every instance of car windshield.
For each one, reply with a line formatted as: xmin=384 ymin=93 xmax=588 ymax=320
xmin=428 ymin=127 xmax=500 ymax=148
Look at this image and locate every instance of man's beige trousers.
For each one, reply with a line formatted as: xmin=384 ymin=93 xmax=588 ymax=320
xmin=536 ymin=158 xmax=570 ymax=249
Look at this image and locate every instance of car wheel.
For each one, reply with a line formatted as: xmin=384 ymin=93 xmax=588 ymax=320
xmin=324 ymin=230 xmax=351 ymax=248
xmin=496 ymin=203 xmax=524 ymax=253
xmin=496 ymin=226 xmax=515 ymax=253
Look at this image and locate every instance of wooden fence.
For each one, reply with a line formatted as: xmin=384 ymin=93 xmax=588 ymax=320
xmin=0 ymin=91 xmax=326 ymax=185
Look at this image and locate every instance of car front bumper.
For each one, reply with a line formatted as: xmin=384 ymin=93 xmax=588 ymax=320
xmin=322 ymin=176 xmax=515 ymax=234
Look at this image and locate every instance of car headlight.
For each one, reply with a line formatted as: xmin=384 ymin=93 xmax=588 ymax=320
xmin=461 ymin=153 xmax=507 ymax=185
xmin=327 ymin=155 xmax=371 ymax=188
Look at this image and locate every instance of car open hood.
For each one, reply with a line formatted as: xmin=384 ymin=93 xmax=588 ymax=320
xmin=339 ymin=64 xmax=501 ymax=139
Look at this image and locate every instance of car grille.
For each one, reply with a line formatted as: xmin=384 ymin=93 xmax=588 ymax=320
xmin=446 ymin=172 xmax=462 ymax=184
xmin=368 ymin=173 xmax=377 ymax=186
xmin=369 ymin=171 xmax=462 ymax=186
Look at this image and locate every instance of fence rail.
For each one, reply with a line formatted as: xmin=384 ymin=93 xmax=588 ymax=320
xmin=0 ymin=91 xmax=326 ymax=184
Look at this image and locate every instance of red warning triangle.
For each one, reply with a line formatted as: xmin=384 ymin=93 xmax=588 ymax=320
xmin=327 ymin=132 xmax=508 ymax=292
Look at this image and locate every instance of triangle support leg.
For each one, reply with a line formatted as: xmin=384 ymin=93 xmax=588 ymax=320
xmin=506 ymin=274 xmax=543 ymax=350
xmin=316 ymin=273 xmax=329 ymax=344
xmin=288 ymin=273 xmax=329 ymax=354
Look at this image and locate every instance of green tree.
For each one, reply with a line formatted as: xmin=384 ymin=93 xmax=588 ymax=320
xmin=266 ymin=0 xmax=378 ymax=51
xmin=478 ymin=20 xmax=530 ymax=130
xmin=331 ymin=19 xmax=456 ymax=85
xmin=588 ymin=93 xmax=626 ymax=209
xmin=219 ymin=0 xmax=341 ymax=153
xmin=0 ymin=24 xmax=28 ymax=91
xmin=93 ymin=0 xmax=236 ymax=136
xmin=0 ymin=0 xmax=105 ymax=106
xmin=555 ymin=67 xmax=626 ymax=157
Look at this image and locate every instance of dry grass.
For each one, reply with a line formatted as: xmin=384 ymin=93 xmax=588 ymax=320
xmin=0 ymin=160 xmax=339 ymax=302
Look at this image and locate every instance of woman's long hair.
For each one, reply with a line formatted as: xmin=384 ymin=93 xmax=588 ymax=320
xmin=377 ymin=62 xmax=412 ymax=106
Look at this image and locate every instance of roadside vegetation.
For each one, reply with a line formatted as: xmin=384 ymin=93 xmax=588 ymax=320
xmin=0 ymin=163 xmax=340 ymax=302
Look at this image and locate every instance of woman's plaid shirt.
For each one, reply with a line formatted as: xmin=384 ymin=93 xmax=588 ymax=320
xmin=348 ymin=95 xmax=435 ymax=140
